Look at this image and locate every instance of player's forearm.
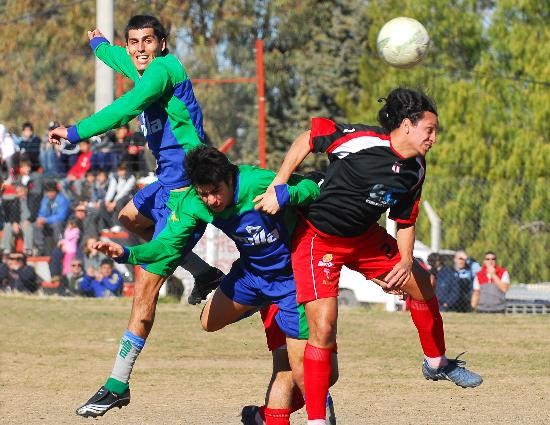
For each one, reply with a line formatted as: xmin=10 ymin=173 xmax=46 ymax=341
xmin=395 ymin=223 xmax=415 ymax=264
xmin=272 ymin=131 xmax=312 ymax=185
xmin=285 ymin=173 xmax=320 ymax=206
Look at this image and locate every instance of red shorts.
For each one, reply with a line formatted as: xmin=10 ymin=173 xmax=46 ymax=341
xmin=261 ymin=304 xmax=287 ymax=351
xmin=292 ymin=219 xmax=401 ymax=303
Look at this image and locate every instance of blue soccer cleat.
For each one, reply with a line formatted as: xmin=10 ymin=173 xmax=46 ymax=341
xmin=422 ymin=354 xmax=483 ymax=388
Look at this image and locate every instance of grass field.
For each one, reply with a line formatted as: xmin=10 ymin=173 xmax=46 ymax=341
xmin=1 ymin=294 xmax=549 ymax=424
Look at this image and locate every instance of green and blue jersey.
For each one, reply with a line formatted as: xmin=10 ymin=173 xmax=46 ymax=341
xmin=66 ymin=37 xmax=204 ymax=189
xmin=119 ymin=165 xmax=319 ymax=278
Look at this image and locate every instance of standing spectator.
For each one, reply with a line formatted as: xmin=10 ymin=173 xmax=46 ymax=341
xmin=58 ymin=218 xmax=81 ymax=275
xmin=99 ymin=162 xmax=136 ymax=232
xmin=1 ymin=183 xmax=39 ymax=255
xmin=471 ymin=251 xmax=510 ymax=313
xmin=89 ymin=169 xmax=109 ymax=209
xmin=73 ymin=202 xmax=100 ymax=248
xmin=453 ymin=250 xmax=477 ymax=312
xmin=427 ymin=253 xmax=461 ymax=312
xmin=80 ymin=258 xmax=123 ymax=298
xmin=0 ymin=123 xmax=19 ymax=182
xmin=6 ymin=253 xmax=39 ymax=293
xmin=19 ymin=122 xmax=42 ymax=171
xmin=33 ymin=181 xmax=70 ymax=255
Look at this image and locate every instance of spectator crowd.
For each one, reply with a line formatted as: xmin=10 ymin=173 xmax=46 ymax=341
xmin=0 ymin=121 xmax=512 ymax=311
xmin=0 ymin=121 xmax=154 ymax=297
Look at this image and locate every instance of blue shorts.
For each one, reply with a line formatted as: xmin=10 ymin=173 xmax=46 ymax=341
xmin=132 ymin=181 xmax=206 ymax=273
xmin=220 ymin=261 xmax=308 ymax=340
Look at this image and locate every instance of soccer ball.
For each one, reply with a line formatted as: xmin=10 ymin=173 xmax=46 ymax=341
xmin=376 ymin=17 xmax=430 ymax=69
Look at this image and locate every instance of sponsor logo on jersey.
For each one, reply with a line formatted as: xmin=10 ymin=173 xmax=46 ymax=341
xmin=342 ymin=127 xmax=356 ymax=133
xmin=365 ymin=184 xmax=401 ymax=207
xmin=170 ymin=211 xmax=179 ymax=222
xmin=318 ymin=253 xmax=334 ymax=267
xmin=234 ymin=225 xmax=280 ymax=246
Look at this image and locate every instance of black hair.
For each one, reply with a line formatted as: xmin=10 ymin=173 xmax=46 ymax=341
xmin=100 ymin=258 xmax=114 ymax=267
xmin=125 ymin=15 xmax=169 ymax=56
xmin=185 ymin=146 xmax=238 ymax=188
xmin=21 ymin=121 xmax=33 ymax=131
xmin=43 ymin=180 xmax=58 ymax=192
xmin=377 ymin=88 xmax=437 ymax=132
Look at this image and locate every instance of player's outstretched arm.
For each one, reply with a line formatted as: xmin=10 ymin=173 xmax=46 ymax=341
xmin=254 ymin=130 xmax=312 ymax=214
xmin=94 ymin=241 xmax=124 ymax=258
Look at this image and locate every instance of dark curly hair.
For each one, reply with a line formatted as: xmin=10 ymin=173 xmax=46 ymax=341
xmin=378 ymin=88 xmax=437 ymax=132
xmin=185 ymin=146 xmax=238 ymax=188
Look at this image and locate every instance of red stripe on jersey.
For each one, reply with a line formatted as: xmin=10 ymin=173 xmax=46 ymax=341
xmin=392 ymin=195 xmax=421 ymax=224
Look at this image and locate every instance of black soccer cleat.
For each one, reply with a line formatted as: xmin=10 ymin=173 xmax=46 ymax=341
xmin=241 ymin=405 xmax=264 ymax=425
xmin=75 ymin=386 xmax=130 ymax=418
xmin=188 ymin=267 xmax=225 ymax=305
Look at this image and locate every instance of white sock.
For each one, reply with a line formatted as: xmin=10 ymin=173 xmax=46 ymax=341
xmin=425 ymin=355 xmax=448 ymax=368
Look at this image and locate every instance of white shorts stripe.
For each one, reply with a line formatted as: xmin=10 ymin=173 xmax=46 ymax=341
xmin=310 ymin=234 xmax=318 ymax=299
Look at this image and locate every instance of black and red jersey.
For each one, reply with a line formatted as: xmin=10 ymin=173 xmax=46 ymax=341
xmin=303 ymin=117 xmax=425 ymax=237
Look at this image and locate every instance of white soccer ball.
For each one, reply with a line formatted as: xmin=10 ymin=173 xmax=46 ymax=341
xmin=376 ymin=17 xmax=430 ymax=69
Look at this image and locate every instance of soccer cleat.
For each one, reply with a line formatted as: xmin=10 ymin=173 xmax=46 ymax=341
xmin=187 ymin=267 xmax=225 ymax=305
xmin=75 ymin=386 xmax=130 ymax=418
xmin=422 ymin=353 xmax=483 ymax=388
xmin=241 ymin=405 xmax=265 ymax=425
xmin=326 ymin=392 xmax=336 ymax=425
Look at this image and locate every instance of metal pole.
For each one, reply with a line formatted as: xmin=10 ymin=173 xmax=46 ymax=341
xmin=95 ymin=0 xmax=114 ymax=112
xmin=255 ymin=39 xmax=266 ymax=168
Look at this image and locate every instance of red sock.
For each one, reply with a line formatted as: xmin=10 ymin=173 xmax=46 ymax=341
xmin=303 ymin=343 xmax=332 ymax=420
xmin=291 ymin=386 xmax=305 ymax=413
xmin=410 ymin=296 xmax=446 ymax=357
xmin=264 ymin=407 xmax=291 ymax=425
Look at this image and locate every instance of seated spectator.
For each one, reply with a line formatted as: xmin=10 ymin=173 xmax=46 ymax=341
xmin=58 ymin=218 xmax=81 ymax=276
xmin=19 ymin=122 xmax=42 ymax=171
xmin=89 ymin=169 xmax=109 ymax=210
xmin=61 ymin=139 xmax=92 ymax=199
xmin=33 ymin=181 xmax=70 ymax=255
xmin=82 ymin=235 xmax=107 ymax=276
xmin=74 ymin=170 xmax=96 ymax=203
xmin=16 ymin=159 xmax=43 ymax=198
xmin=40 ymin=121 xmax=62 ymax=178
xmin=63 ymin=258 xmax=85 ymax=295
xmin=91 ymin=130 xmax=120 ymax=173
xmin=98 ymin=162 xmax=136 ymax=232
xmin=73 ymin=202 xmax=99 ymax=249
xmin=453 ymin=250 xmax=478 ymax=312
xmin=5 ymin=253 xmax=39 ymax=293
xmin=1 ymin=183 xmax=39 ymax=255
xmin=427 ymin=252 xmax=461 ymax=312
xmin=80 ymin=258 xmax=123 ymax=298
xmin=471 ymin=251 xmax=510 ymax=313
xmin=118 ymin=127 xmax=148 ymax=177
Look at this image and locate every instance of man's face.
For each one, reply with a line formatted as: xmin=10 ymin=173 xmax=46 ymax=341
xmin=21 ymin=127 xmax=33 ymax=139
xmin=100 ymin=264 xmax=113 ymax=278
xmin=126 ymin=27 xmax=166 ymax=74
xmin=406 ymin=111 xmax=438 ymax=156
xmin=196 ymin=179 xmax=233 ymax=213
xmin=46 ymin=190 xmax=57 ymax=200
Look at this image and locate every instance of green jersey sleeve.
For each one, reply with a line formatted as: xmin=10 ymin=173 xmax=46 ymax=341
xmin=286 ymin=173 xmax=320 ymax=206
xmin=122 ymin=189 xmax=213 ymax=277
xmin=91 ymin=39 xmax=139 ymax=81
xmin=74 ymin=59 xmax=172 ymax=141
